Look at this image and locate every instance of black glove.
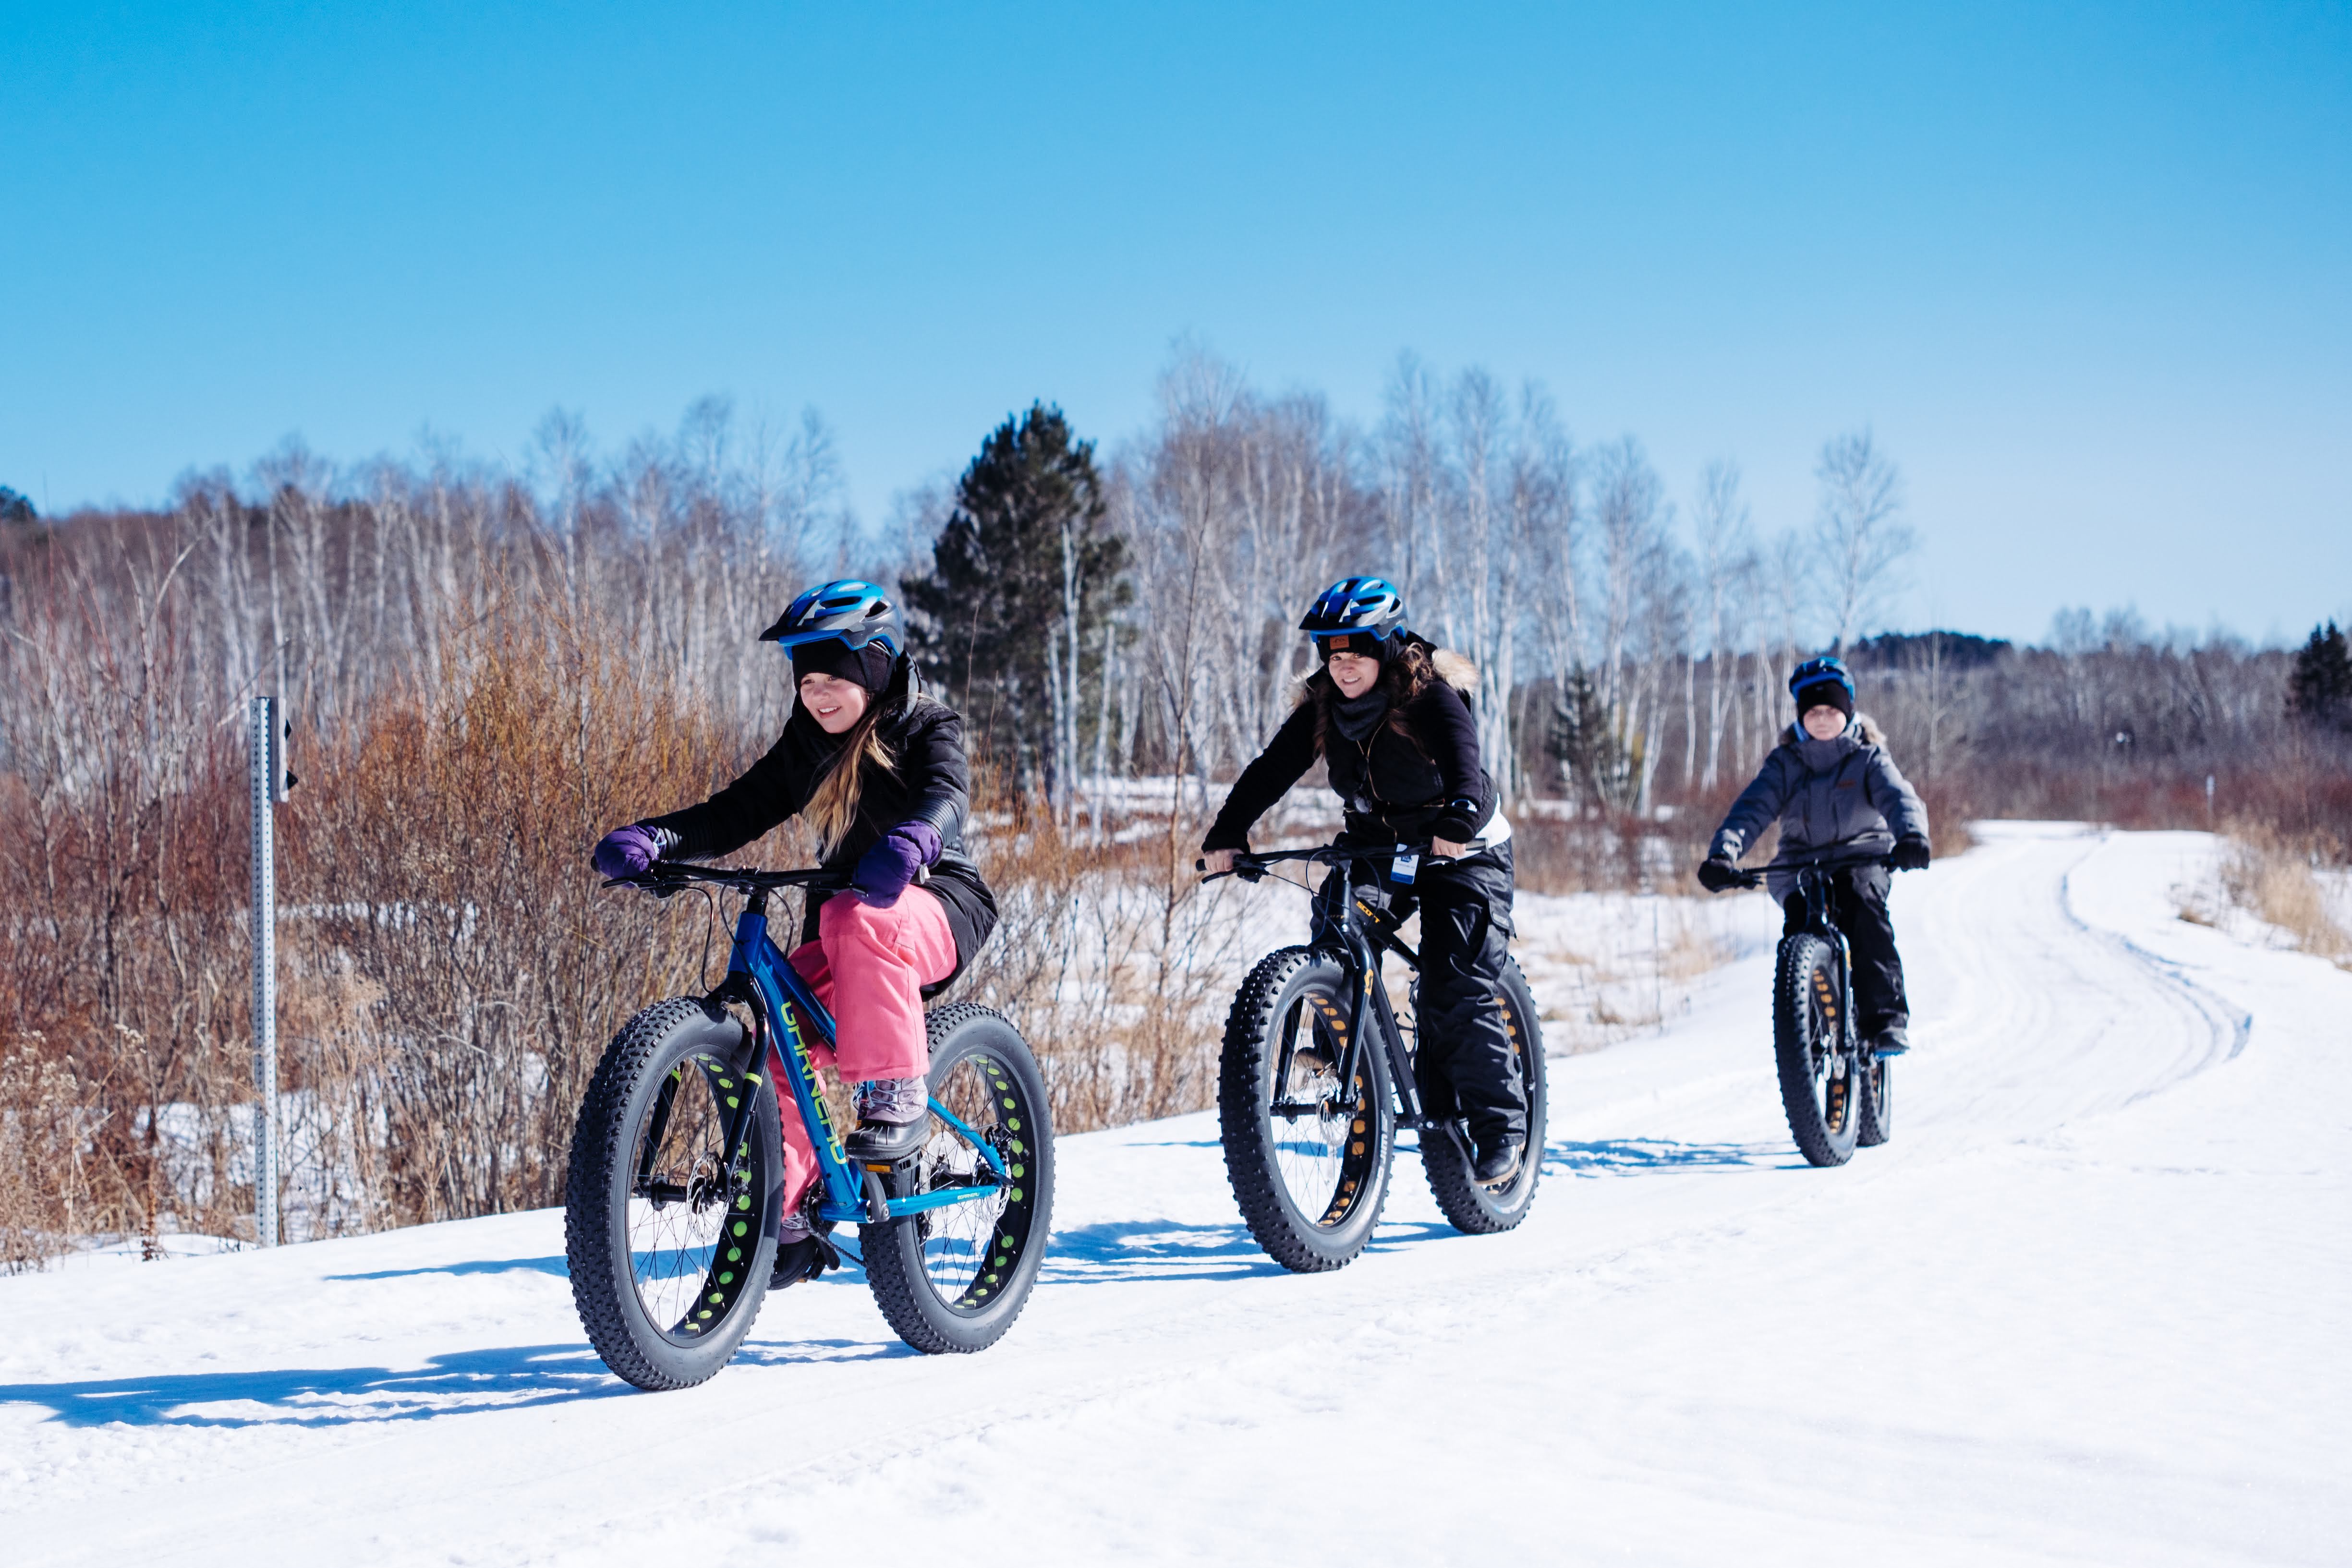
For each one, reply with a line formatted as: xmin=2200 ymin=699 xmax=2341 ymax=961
xmin=1890 ymin=835 xmax=1931 ymax=872
xmin=1696 ymin=856 xmax=1744 ymax=893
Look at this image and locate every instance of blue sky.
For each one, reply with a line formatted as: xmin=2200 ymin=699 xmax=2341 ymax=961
xmin=3 ymin=1 xmax=2346 ymax=644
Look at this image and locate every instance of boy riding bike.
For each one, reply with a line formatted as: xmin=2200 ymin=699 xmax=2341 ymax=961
xmin=1697 ymin=654 xmax=1930 ymax=1056
xmin=590 ymin=580 xmax=998 ymax=1289
xmin=1201 ymin=577 xmax=1527 ymax=1183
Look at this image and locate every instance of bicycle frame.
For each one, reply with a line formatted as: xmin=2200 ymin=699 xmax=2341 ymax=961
xmin=644 ymin=872 xmax=1008 ymax=1230
xmin=1782 ymin=866 xmax=1859 ymax=1065
xmin=1225 ymin=845 xmax=1462 ymax=1135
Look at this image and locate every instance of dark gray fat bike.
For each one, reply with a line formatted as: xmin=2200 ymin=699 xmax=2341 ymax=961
xmin=1201 ymin=843 xmax=1548 ymax=1272
xmin=1727 ymin=852 xmax=1895 ymax=1166
xmin=565 ymin=863 xmax=1053 ymax=1390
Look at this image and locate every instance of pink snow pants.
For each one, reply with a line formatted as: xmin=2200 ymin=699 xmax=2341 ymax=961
xmin=770 ymin=885 xmax=958 ymax=1221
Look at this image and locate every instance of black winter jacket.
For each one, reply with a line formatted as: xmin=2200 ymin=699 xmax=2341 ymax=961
xmin=1203 ymin=654 xmax=1496 ymax=852
xmin=642 ymin=691 xmax=997 ymax=993
xmin=1709 ymin=713 xmax=1929 ymax=900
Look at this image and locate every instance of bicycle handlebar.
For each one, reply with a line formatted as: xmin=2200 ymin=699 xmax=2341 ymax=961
xmin=1720 ymin=849 xmax=1894 ymax=890
xmin=1195 ymin=839 xmax=1488 ymax=883
xmin=603 ymin=863 xmax=853 ymax=897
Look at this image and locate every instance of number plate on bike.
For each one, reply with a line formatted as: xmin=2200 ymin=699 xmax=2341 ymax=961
xmin=1389 ymin=852 xmax=1419 ymax=885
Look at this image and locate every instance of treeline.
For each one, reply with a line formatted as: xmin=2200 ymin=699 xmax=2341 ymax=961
xmin=897 ymin=351 xmax=2346 ymax=868
xmin=1 ymin=357 xmax=2343 ymax=1265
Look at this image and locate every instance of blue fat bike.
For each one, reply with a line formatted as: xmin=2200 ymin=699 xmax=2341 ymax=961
xmin=564 ymin=863 xmax=1053 ymax=1390
xmin=1201 ymin=843 xmax=1548 ymax=1272
xmin=1725 ymin=851 xmax=1894 ymax=1166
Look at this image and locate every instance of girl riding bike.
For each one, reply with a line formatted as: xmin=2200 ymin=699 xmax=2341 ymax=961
xmin=1201 ymin=577 xmax=1527 ymax=1184
xmin=591 ymin=579 xmax=998 ymax=1290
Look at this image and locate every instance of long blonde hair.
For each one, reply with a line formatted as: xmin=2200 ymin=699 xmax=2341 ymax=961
xmin=805 ymin=699 xmax=899 ymax=853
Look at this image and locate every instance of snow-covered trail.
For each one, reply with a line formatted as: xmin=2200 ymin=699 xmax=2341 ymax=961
xmin=4 ymin=825 xmax=2346 ymax=1565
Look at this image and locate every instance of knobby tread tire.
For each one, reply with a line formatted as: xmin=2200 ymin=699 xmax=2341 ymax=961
xmin=565 ymin=997 xmax=776 ymax=1392
xmin=860 ymin=1003 xmax=1054 ymax=1355
xmin=1858 ymin=1052 xmax=1893 ymax=1147
xmin=1218 ymin=947 xmax=1395 ymax=1273
xmin=1772 ymin=935 xmax=1860 ymax=1167
xmin=1420 ymin=958 xmax=1549 ymax=1234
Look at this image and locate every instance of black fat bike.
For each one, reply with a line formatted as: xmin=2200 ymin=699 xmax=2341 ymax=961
xmin=1201 ymin=843 xmax=1547 ymax=1272
xmin=1726 ymin=852 xmax=1895 ymax=1166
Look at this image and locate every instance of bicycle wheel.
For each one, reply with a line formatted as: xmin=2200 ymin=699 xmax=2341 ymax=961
xmin=1772 ymin=935 xmax=1862 ymax=1167
xmin=861 ymin=1004 xmax=1054 ymax=1354
xmin=565 ymin=997 xmax=782 ymax=1390
xmin=1858 ymin=1049 xmax=1893 ymax=1147
xmin=1218 ymin=946 xmax=1395 ymax=1272
xmin=1420 ymin=958 xmax=1549 ymax=1233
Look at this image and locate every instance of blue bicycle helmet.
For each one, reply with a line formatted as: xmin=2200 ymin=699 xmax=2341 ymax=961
xmin=1787 ymin=654 xmax=1855 ymax=708
xmin=1300 ymin=576 xmax=1407 ymax=660
xmin=759 ymin=579 xmax=903 ymax=657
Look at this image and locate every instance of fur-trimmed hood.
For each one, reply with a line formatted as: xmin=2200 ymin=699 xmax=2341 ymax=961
xmin=1430 ymin=647 xmax=1479 ymax=701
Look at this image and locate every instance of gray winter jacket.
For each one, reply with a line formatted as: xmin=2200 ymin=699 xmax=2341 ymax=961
xmin=1709 ymin=714 xmax=1930 ymax=900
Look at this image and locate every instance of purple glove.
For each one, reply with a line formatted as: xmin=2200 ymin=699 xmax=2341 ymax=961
xmin=592 ymin=824 xmax=663 ymax=879
xmin=851 ymin=822 xmax=941 ymax=908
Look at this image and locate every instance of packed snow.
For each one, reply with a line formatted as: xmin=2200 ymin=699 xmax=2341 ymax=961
xmin=3 ymin=824 xmax=2344 ymax=1565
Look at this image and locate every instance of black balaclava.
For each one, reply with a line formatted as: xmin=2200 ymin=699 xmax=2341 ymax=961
xmin=792 ymin=638 xmax=894 ymax=695
xmin=1323 ymin=633 xmax=1393 ymax=744
xmin=1331 ymin=688 xmax=1390 ymax=745
xmin=1794 ymin=677 xmax=1855 ymax=723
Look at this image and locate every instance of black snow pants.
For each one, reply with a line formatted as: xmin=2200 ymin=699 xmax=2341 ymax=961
xmin=1317 ymin=842 xmax=1525 ymax=1146
xmin=1783 ymin=864 xmax=1908 ymax=1037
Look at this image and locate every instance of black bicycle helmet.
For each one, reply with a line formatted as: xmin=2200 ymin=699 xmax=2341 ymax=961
xmin=1299 ymin=576 xmax=1407 ymax=659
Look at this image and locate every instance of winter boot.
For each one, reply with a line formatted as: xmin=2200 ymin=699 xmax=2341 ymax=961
xmin=1873 ymin=1025 xmax=1910 ymax=1058
xmin=845 ymin=1075 xmax=932 ymax=1163
xmin=769 ymin=1224 xmax=842 ymax=1291
xmin=1470 ymin=1133 xmax=1524 ymax=1185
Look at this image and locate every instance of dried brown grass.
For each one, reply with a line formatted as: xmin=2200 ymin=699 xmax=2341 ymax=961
xmin=0 ymin=583 xmax=1255 ymax=1265
xmin=2212 ymin=828 xmax=2352 ymax=968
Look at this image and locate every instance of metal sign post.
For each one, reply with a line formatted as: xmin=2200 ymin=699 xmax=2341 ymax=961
xmin=249 ymin=696 xmax=284 ymax=1247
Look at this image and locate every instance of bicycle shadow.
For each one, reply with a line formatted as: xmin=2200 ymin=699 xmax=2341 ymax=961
xmin=326 ymin=1255 xmax=569 ymax=1282
xmin=0 ymin=1344 xmax=630 ymax=1429
xmin=1042 ymin=1218 xmax=1287 ymax=1283
xmin=1540 ymin=1137 xmax=1794 ymax=1175
xmin=0 ymin=1335 xmax=909 ymax=1429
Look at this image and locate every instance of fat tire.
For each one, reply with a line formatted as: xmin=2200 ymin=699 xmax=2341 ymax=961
xmin=861 ymin=1004 xmax=1054 ymax=1354
xmin=564 ymin=997 xmax=781 ymax=1391
xmin=1773 ymin=935 xmax=1861 ymax=1167
xmin=1420 ymin=958 xmax=1548 ymax=1234
xmin=1218 ymin=947 xmax=1395 ymax=1273
xmin=1858 ymin=1051 xmax=1893 ymax=1146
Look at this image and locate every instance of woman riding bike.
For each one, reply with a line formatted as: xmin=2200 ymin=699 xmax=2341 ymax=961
xmin=590 ymin=579 xmax=998 ymax=1289
xmin=1201 ymin=577 xmax=1527 ymax=1184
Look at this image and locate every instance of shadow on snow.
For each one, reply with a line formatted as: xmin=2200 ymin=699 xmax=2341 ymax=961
xmin=1541 ymin=1136 xmax=1794 ymax=1174
xmin=0 ymin=1332 xmax=918 ymax=1428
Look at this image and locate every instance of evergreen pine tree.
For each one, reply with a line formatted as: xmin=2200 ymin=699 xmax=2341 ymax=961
xmin=1551 ymin=669 xmax=1639 ymax=811
xmin=902 ymin=404 xmax=1126 ymax=795
xmin=2286 ymin=620 xmax=2352 ymax=731
xmin=0 ymin=486 xmax=35 ymax=524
